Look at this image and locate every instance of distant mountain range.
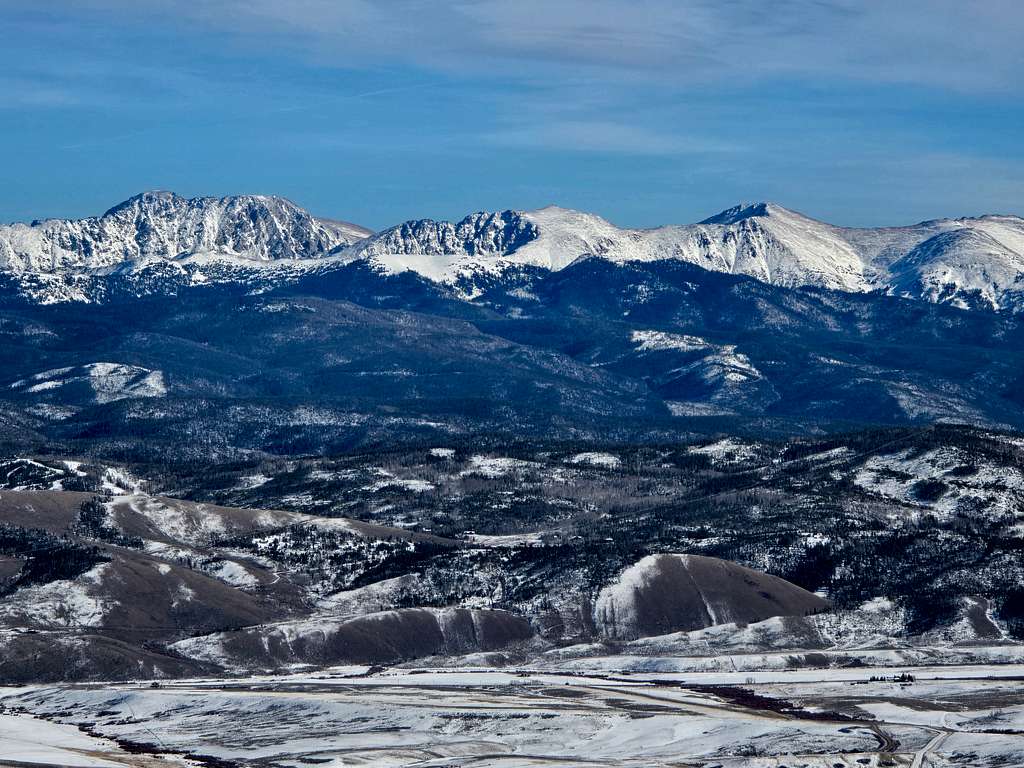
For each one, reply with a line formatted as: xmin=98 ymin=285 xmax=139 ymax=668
xmin=2 ymin=191 xmax=1023 ymax=311
xmin=3 ymin=191 xmax=1024 ymax=454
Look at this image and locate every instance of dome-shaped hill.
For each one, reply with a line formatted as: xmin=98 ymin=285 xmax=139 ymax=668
xmin=594 ymin=554 xmax=828 ymax=640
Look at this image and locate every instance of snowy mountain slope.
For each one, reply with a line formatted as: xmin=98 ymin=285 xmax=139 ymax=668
xmin=341 ymin=201 xmax=1024 ymax=310
xmin=345 ymin=204 xmax=861 ymax=286
xmin=0 ymin=190 xmax=370 ymax=273
xmin=888 ymin=228 xmax=1024 ymax=311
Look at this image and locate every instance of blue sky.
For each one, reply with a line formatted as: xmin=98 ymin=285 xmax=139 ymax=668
xmin=1 ymin=1 xmax=1022 ymax=230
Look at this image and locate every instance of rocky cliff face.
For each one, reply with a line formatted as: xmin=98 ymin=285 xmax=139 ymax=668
xmin=342 ymin=210 xmax=537 ymax=258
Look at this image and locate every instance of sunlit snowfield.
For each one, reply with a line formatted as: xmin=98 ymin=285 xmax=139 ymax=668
xmin=3 ymin=663 xmax=1023 ymax=767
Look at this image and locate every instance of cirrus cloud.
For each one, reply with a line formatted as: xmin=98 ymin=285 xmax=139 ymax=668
xmin=55 ymin=0 xmax=1024 ymax=92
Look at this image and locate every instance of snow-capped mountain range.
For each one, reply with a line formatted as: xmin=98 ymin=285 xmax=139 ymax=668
xmin=350 ymin=202 xmax=1024 ymax=311
xmin=0 ymin=190 xmax=369 ymax=273
xmin=3 ymin=191 xmax=1023 ymax=312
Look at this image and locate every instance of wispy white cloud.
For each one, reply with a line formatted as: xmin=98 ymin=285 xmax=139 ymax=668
xmin=54 ymin=0 xmax=1024 ymax=92
xmin=487 ymin=119 xmax=740 ymax=156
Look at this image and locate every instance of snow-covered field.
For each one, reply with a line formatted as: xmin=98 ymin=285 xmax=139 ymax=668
xmin=0 ymin=710 xmax=190 ymax=767
xmin=3 ymin=664 xmax=1023 ymax=767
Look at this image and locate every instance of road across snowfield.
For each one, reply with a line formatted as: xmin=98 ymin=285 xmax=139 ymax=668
xmin=2 ymin=665 xmax=1023 ymax=767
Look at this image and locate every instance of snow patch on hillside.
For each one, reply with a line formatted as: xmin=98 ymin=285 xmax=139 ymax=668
xmin=689 ymin=439 xmax=759 ymax=465
xmin=316 ymin=575 xmax=424 ymax=617
xmin=568 ymin=452 xmax=622 ymax=468
xmin=120 ymin=496 xmax=228 ymax=545
xmin=631 ymin=330 xmax=712 ymax=352
xmin=205 ymin=560 xmax=260 ymax=589
xmin=363 ymin=477 xmax=435 ymax=493
xmin=10 ymin=363 xmax=166 ymax=404
xmin=102 ymin=467 xmax=145 ymax=494
xmin=461 ymin=455 xmax=538 ymax=478
xmin=0 ymin=564 xmax=112 ymax=628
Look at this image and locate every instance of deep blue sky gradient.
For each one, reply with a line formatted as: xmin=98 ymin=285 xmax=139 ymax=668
xmin=2 ymin=1 xmax=1021 ymax=230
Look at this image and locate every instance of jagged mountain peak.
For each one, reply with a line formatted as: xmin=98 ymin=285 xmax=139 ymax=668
xmin=0 ymin=191 xmax=370 ymax=273
xmin=101 ymin=190 xmax=311 ymax=220
xmin=345 ymin=209 xmax=538 ymax=260
xmin=699 ymin=201 xmax=815 ymax=226
xmin=700 ymin=201 xmax=772 ymax=225
xmin=101 ymin=189 xmax=185 ymax=216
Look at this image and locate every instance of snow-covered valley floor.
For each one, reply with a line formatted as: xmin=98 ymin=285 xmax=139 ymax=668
xmin=2 ymin=663 xmax=1022 ymax=767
